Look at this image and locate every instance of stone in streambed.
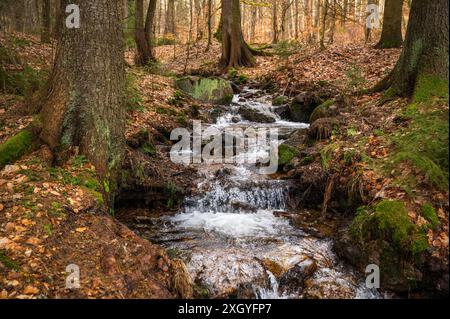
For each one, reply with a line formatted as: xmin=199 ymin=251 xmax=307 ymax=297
xmin=279 ymin=258 xmax=317 ymax=293
xmin=238 ymin=106 xmax=276 ymax=123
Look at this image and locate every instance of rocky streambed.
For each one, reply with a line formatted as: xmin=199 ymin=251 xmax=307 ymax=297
xmin=121 ymin=86 xmax=384 ymax=299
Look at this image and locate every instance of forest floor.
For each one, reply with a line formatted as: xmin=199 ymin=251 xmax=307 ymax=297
xmin=0 ymin=32 xmax=448 ymax=298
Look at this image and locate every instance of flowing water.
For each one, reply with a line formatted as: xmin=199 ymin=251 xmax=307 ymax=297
xmin=134 ymin=88 xmax=381 ymax=299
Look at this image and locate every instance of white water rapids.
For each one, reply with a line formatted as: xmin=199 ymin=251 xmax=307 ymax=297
xmin=137 ymin=88 xmax=382 ymax=299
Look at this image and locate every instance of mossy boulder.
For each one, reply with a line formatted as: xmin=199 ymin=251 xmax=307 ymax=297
xmin=0 ymin=130 xmax=33 ymax=168
xmin=272 ymin=95 xmax=288 ymax=106
xmin=175 ymin=76 xmax=234 ymax=105
xmin=289 ymin=92 xmax=323 ymax=123
xmin=335 ymin=200 xmax=434 ymax=292
xmin=278 ymin=144 xmax=299 ymax=169
xmin=309 ymin=99 xmax=338 ymax=123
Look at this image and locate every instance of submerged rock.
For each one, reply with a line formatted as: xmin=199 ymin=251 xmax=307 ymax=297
xmin=175 ymin=76 xmax=234 ymax=105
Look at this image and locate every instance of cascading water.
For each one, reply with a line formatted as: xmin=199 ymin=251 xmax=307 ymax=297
xmin=134 ymin=88 xmax=382 ymax=299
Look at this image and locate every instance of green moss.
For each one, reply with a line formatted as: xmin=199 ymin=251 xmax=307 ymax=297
xmin=0 ymin=250 xmax=20 ymax=271
xmin=299 ymin=155 xmax=314 ymax=166
xmin=388 ymin=104 xmax=448 ymax=191
xmin=413 ymin=74 xmax=449 ymax=103
xmin=88 ymin=189 xmax=104 ymax=206
xmin=272 ymin=95 xmax=288 ymax=106
xmin=0 ymin=130 xmax=33 ymax=168
xmin=278 ymin=144 xmax=299 ymax=168
xmin=421 ymin=203 xmax=439 ymax=228
xmin=140 ymin=142 xmax=156 ymax=156
xmin=351 ymin=200 xmax=428 ymax=256
xmin=310 ymin=99 xmax=335 ymax=122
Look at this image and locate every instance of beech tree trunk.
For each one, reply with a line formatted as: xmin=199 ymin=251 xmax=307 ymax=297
xmin=375 ymin=0 xmax=403 ymax=49
xmin=39 ymin=0 xmax=125 ymax=207
xmin=373 ymin=0 xmax=449 ymax=98
xmin=220 ymin=0 xmax=255 ymax=68
xmin=206 ymin=0 xmax=212 ymax=50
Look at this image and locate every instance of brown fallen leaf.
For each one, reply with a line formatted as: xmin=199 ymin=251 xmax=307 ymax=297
xmin=23 ymin=285 xmax=39 ymax=295
xmin=75 ymin=227 xmax=87 ymax=233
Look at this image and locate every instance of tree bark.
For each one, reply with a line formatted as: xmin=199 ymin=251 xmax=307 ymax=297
xmin=135 ymin=0 xmax=152 ymax=65
xmin=220 ymin=0 xmax=255 ymax=68
xmin=41 ymin=0 xmax=51 ymax=43
xmin=145 ymin=0 xmax=157 ymax=60
xmin=206 ymin=0 xmax=212 ymax=50
xmin=372 ymin=0 xmax=449 ymax=99
xmin=375 ymin=0 xmax=403 ymax=49
xmin=319 ymin=0 xmax=328 ymax=49
xmin=39 ymin=0 xmax=125 ymax=208
xmin=272 ymin=0 xmax=278 ymax=43
xmin=164 ymin=0 xmax=176 ymax=35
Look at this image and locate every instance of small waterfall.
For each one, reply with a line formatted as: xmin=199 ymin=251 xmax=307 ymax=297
xmin=183 ymin=183 xmax=290 ymax=214
xmin=139 ymin=87 xmax=382 ymax=299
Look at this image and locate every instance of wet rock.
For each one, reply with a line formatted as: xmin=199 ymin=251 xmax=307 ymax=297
xmin=230 ymin=200 xmax=258 ymax=213
xmin=271 ymin=104 xmax=290 ymax=120
xmin=289 ymin=92 xmax=323 ymax=123
xmin=279 ymin=258 xmax=317 ymax=293
xmin=272 ymin=95 xmax=288 ymax=106
xmin=187 ymin=248 xmax=267 ymax=298
xmin=238 ymin=106 xmax=276 ymax=123
xmin=175 ymin=76 xmax=234 ymax=105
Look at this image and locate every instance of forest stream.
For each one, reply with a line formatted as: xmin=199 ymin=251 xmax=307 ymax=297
xmin=125 ymin=88 xmax=383 ymax=299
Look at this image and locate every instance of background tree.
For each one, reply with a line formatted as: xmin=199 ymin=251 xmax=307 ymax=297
xmin=39 ymin=0 xmax=125 ymax=207
xmin=41 ymin=0 xmax=51 ymax=43
xmin=135 ymin=0 xmax=152 ymax=65
xmin=145 ymin=0 xmax=158 ymax=60
xmin=373 ymin=0 xmax=448 ymax=99
xmin=220 ymin=0 xmax=255 ymax=68
xmin=375 ymin=0 xmax=403 ymax=49
xmin=165 ymin=0 xmax=176 ymax=36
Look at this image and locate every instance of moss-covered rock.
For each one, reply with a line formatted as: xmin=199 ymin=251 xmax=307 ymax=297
xmin=289 ymin=92 xmax=323 ymax=123
xmin=0 ymin=130 xmax=34 ymax=168
xmin=175 ymin=76 xmax=234 ymax=105
xmin=335 ymin=200 xmax=433 ymax=292
xmin=278 ymin=144 xmax=299 ymax=168
xmin=309 ymin=99 xmax=336 ymax=123
xmin=272 ymin=95 xmax=288 ymax=106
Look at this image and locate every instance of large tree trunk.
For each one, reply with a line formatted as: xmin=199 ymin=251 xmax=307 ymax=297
xmin=375 ymin=0 xmax=403 ymax=49
xmin=372 ymin=0 xmax=449 ymax=99
xmin=220 ymin=0 xmax=255 ymax=68
xmin=41 ymin=0 xmax=51 ymax=43
xmin=135 ymin=0 xmax=152 ymax=65
xmin=39 ymin=0 xmax=125 ymax=207
xmin=164 ymin=0 xmax=176 ymax=35
xmin=145 ymin=0 xmax=157 ymax=60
